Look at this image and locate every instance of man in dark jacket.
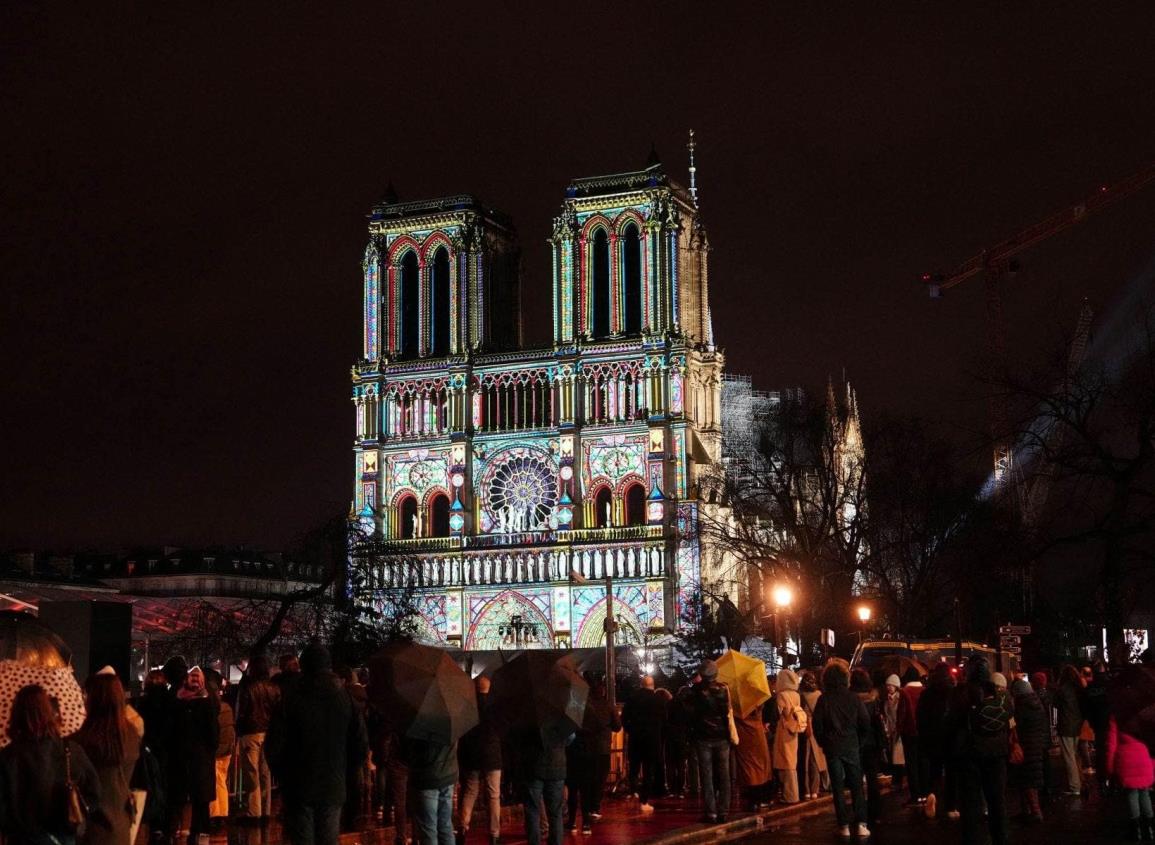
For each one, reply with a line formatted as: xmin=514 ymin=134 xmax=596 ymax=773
xmin=458 ymin=676 xmax=502 ymax=845
xmin=566 ymin=678 xmax=621 ymax=834
xmin=917 ymin=662 xmax=957 ymax=818
xmin=267 ymin=643 xmax=369 ymax=845
xmin=689 ymin=660 xmax=732 ymax=824
xmin=952 ymin=657 xmax=1012 ymax=845
xmin=237 ymin=654 xmax=281 ymax=820
xmin=520 ymin=727 xmax=569 ymax=845
xmin=621 ymin=675 xmax=665 ymax=812
xmin=812 ymin=660 xmax=870 ymax=839
xmin=400 ymin=734 xmax=458 ymax=845
xmin=1054 ymin=664 xmax=1084 ymax=796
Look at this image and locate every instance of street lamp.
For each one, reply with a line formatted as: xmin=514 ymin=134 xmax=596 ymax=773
xmin=771 ymin=584 xmax=794 ymax=668
xmin=857 ymin=605 xmax=872 ymax=646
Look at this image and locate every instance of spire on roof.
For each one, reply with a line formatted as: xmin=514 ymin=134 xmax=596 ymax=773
xmin=687 ymin=129 xmax=699 ymax=208
xmin=646 ymin=143 xmax=661 ymax=167
xmin=381 ymin=181 xmax=398 ymax=205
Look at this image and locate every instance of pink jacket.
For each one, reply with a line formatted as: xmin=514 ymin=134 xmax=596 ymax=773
xmin=1107 ymin=717 xmax=1155 ymax=789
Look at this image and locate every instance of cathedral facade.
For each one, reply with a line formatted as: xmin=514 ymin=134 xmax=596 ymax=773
xmin=350 ymin=158 xmax=724 ymax=651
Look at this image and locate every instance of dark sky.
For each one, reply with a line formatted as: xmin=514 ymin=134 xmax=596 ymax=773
xmin=3 ymin=4 xmax=1155 ymax=551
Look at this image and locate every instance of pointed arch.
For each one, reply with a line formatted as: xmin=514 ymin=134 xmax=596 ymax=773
xmin=593 ymin=485 xmax=613 ymax=528
xmin=623 ymin=481 xmax=646 ymax=527
xmin=429 ymin=246 xmax=451 ymax=356
xmin=397 ymin=493 xmax=418 ymax=539
xmin=590 ymin=227 xmax=611 ymax=340
xmin=620 ymin=221 xmax=642 ymax=335
xmin=427 ymin=490 xmax=451 ymax=538
xmin=398 ymin=249 xmax=420 ymax=358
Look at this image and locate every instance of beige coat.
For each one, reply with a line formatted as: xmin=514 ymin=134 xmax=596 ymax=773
xmin=772 ymin=669 xmax=802 ymax=771
xmin=800 ymin=689 xmax=828 ymax=772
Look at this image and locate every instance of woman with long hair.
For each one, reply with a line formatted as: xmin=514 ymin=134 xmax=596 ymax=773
xmin=0 ymin=684 xmax=102 ymax=845
xmin=75 ymin=670 xmax=143 ymax=845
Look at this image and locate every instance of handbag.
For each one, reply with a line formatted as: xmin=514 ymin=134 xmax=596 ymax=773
xmin=1008 ymin=727 xmax=1025 ymax=765
xmin=725 ymin=688 xmax=740 ymax=746
xmin=64 ymin=741 xmax=90 ymax=835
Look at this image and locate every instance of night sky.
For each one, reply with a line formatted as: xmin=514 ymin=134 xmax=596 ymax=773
xmin=4 ymin=5 xmax=1155 ymax=551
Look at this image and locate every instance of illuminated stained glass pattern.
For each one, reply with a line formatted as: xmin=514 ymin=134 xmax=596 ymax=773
xmin=480 ymin=446 xmax=558 ymax=533
xmin=571 ymin=583 xmax=651 ymax=647
xmin=364 ymin=245 xmax=379 ymax=359
xmin=390 ymin=451 xmax=448 ymax=498
xmin=584 ymin=436 xmax=646 ymax=491
xmin=465 ymin=587 xmax=553 ymax=649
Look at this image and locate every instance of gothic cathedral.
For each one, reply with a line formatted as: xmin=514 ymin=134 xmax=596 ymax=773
xmin=351 ymin=155 xmax=724 ymax=652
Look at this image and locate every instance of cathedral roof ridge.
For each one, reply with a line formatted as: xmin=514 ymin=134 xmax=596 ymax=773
xmin=566 ymin=162 xmax=669 ymax=197
xmin=369 ymin=193 xmax=513 ymax=228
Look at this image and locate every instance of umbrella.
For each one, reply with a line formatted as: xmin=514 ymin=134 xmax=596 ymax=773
xmin=715 ymin=649 xmax=771 ymax=717
xmin=1111 ymin=664 xmax=1155 ymax=753
xmin=367 ymin=641 xmax=478 ymax=745
xmin=877 ymin=655 xmax=928 ymax=682
xmin=489 ymin=651 xmax=589 ymax=745
xmin=0 ymin=612 xmax=72 ymax=669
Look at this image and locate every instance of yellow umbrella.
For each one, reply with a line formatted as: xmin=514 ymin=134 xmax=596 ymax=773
xmin=715 ymin=649 xmax=771 ymax=717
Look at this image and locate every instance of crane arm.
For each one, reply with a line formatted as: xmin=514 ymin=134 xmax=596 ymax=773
xmin=931 ymin=162 xmax=1155 ymax=294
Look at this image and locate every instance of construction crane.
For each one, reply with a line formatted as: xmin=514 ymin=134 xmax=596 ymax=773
xmin=923 ymin=161 xmax=1155 ymax=491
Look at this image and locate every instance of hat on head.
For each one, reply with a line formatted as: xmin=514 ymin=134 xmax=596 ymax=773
xmin=700 ymin=659 xmax=719 ymax=680
xmin=1011 ymin=678 xmax=1032 ymax=696
xmin=885 ymin=674 xmax=901 ymax=689
xmin=95 ymin=665 xmax=117 ymax=677
xmin=1031 ymin=671 xmax=1048 ymax=690
xmin=991 ymin=672 xmax=1008 ymax=689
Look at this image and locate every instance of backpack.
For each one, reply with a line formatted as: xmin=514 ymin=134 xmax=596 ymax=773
xmin=789 ymin=703 xmax=809 ymax=735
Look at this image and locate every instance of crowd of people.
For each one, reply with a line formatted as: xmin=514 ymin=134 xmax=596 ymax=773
xmin=2 ymin=645 xmax=1154 ymax=845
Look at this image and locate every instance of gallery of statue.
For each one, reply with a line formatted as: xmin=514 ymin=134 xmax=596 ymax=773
xmin=351 ymin=156 xmax=724 ymax=652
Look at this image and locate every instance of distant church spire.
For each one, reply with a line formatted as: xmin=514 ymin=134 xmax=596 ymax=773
xmin=687 ymin=129 xmax=699 ymax=208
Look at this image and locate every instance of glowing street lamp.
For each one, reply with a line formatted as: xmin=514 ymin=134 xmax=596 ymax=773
xmin=857 ymin=604 xmax=872 ymax=646
xmin=772 ymin=584 xmax=794 ymax=608
xmin=770 ymin=584 xmax=794 ymax=668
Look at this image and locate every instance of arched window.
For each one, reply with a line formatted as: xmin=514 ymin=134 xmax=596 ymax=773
xmin=593 ymin=487 xmax=613 ymax=529
xmin=430 ymin=246 xmax=451 ymax=356
xmin=399 ymin=250 xmax=420 ymax=358
xmin=591 ymin=228 xmax=611 ymax=339
xmin=624 ymin=483 xmax=646 ymax=527
xmin=429 ymin=493 xmax=451 ymax=538
xmin=398 ymin=495 xmax=418 ymax=539
xmin=621 ymin=222 xmax=642 ymax=334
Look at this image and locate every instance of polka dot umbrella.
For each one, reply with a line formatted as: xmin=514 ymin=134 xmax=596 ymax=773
xmin=0 ymin=612 xmax=85 ymax=745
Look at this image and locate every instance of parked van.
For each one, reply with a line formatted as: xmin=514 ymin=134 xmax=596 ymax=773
xmin=851 ymin=638 xmax=1021 ymax=676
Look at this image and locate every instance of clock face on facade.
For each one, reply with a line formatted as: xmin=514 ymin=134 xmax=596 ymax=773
xmin=408 ymin=461 xmax=434 ymax=490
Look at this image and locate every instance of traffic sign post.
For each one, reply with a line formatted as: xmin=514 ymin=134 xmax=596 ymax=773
xmin=1000 ymin=625 xmax=1031 ymax=636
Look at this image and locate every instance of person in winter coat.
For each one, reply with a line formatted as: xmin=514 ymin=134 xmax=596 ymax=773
xmin=1083 ymin=662 xmax=1111 ymax=791
xmin=730 ymin=682 xmax=770 ymax=811
xmin=167 ymin=667 xmax=218 ymax=845
xmin=813 ymin=660 xmax=870 ymax=840
xmin=690 ymin=661 xmax=733 ymax=824
xmin=400 ymin=734 xmax=458 ymax=845
xmin=266 ymin=644 xmax=369 ymax=845
xmin=621 ymin=676 xmax=665 ymax=812
xmin=1054 ymin=664 xmax=1084 ymax=796
xmin=0 ymin=684 xmax=103 ymax=845
xmin=918 ymin=663 xmax=958 ymax=819
xmin=203 ymin=672 xmax=234 ymax=830
xmin=770 ymin=669 xmax=803 ymax=805
xmin=797 ymin=671 xmax=828 ymax=800
xmin=881 ymin=674 xmax=907 ymax=790
xmin=952 ymin=657 xmax=1012 ymax=845
xmin=519 ymin=726 xmax=569 ymax=845
xmin=236 ymin=655 xmax=280 ymax=820
xmin=565 ymin=678 xmax=620 ymax=834
xmin=898 ymin=669 xmax=924 ymax=804
xmin=849 ymin=670 xmax=885 ymax=827
xmin=1107 ymin=715 xmax=1155 ymax=840
xmin=75 ymin=671 xmax=142 ymax=845
xmin=458 ymin=676 xmax=503 ymax=845
xmin=1008 ymin=679 xmax=1046 ymax=823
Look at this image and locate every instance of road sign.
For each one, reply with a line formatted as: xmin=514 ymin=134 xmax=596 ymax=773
xmin=1000 ymin=635 xmax=1021 ymax=647
xmin=1002 ymin=646 xmax=1022 ymax=654
xmin=1000 ymin=625 xmax=1031 ymax=636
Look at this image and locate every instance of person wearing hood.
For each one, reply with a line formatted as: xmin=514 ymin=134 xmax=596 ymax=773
xmin=730 ymin=672 xmax=770 ymax=811
xmin=898 ymin=669 xmax=925 ymax=804
xmin=797 ymin=670 xmax=828 ymax=800
xmin=952 ymin=657 xmax=1012 ymax=845
xmin=770 ymin=669 xmax=803 ymax=805
xmin=1008 ymin=679 xmax=1046 ymax=823
xmin=881 ymin=674 xmax=907 ymax=794
xmin=850 ymin=669 xmax=885 ymax=828
xmin=167 ymin=666 xmax=219 ymax=845
xmin=266 ymin=643 xmax=369 ymax=845
xmin=812 ymin=660 xmax=870 ymax=840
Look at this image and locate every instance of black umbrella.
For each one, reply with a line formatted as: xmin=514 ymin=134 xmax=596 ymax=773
xmin=367 ymin=640 xmax=478 ymax=745
xmin=490 ymin=650 xmax=589 ymax=746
